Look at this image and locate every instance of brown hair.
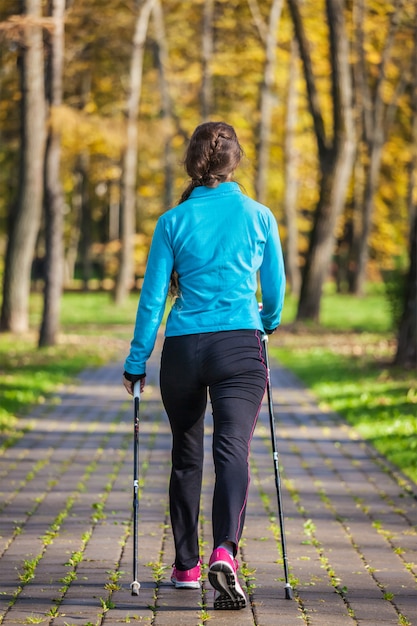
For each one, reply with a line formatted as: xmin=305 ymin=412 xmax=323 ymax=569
xmin=169 ymin=122 xmax=243 ymax=299
xmin=178 ymin=121 xmax=243 ymax=204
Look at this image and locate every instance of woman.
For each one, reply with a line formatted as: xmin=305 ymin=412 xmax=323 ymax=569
xmin=123 ymin=121 xmax=286 ymax=610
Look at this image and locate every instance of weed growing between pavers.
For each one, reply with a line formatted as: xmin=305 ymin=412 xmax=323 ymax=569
xmin=249 ymin=455 xmax=306 ymax=623
xmin=18 ymin=557 xmax=39 ymax=584
xmin=197 ymin=507 xmax=211 ymax=623
xmin=0 ymin=411 xmax=129 ymax=623
xmin=197 ymin=603 xmax=211 ymax=626
xmin=284 ymin=470 xmax=358 ymax=620
xmin=145 ymin=517 xmax=170 ymax=614
xmin=282 ymin=427 xmax=416 ymax=626
xmin=253 ymin=422 xmax=360 ymax=623
xmin=320 ymin=440 xmax=417 ymax=588
xmin=100 ymin=595 xmax=116 ymax=611
xmin=0 ymin=406 xmax=114 ymax=587
xmin=5 ymin=491 xmax=77 ymax=614
xmin=0 ymin=448 xmax=59 ymax=518
xmin=87 ymin=416 xmax=161 ymax=621
xmin=239 ymin=552 xmax=257 ymax=595
xmin=85 ymin=418 xmax=161 ymax=623
xmin=238 ymin=544 xmax=262 ymax=623
xmin=104 ymin=568 xmax=124 ymax=592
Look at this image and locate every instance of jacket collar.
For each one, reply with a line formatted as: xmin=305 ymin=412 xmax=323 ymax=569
xmin=189 ymin=181 xmax=240 ymax=199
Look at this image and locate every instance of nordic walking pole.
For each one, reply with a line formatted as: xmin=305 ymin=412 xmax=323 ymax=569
xmin=130 ymin=380 xmax=141 ymax=596
xmin=262 ymin=334 xmax=293 ymax=600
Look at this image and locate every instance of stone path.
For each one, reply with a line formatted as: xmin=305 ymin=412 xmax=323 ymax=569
xmin=0 ymin=340 xmax=416 ymax=626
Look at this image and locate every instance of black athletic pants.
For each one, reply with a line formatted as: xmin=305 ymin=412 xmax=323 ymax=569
xmin=160 ymin=329 xmax=267 ymax=571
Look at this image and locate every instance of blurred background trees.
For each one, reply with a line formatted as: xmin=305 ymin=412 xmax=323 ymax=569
xmin=0 ymin=0 xmax=415 ymax=364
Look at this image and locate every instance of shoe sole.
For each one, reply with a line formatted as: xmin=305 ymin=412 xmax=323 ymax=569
xmin=171 ymin=578 xmax=201 ymax=589
xmin=208 ymin=561 xmax=247 ymax=610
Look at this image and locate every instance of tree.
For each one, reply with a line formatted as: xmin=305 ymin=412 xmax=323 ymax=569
xmin=251 ymin=0 xmax=284 ymax=205
xmin=348 ymin=0 xmax=408 ymax=295
xmin=287 ymin=0 xmax=356 ymax=322
xmin=114 ymin=0 xmax=156 ymax=305
xmin=0 ymin=0 xmax=412 ymax=303
xmin=152 ymin=0 xmax=175 ymax=209
xmin=394 ymin=14 xmax=417 ymax=367
xmin=395 ymin=212 xmax=417 ymax=367
xmin=283 ymin=38 xmax=301 ymax=296
xmin=39 ymin=0 xmax=66 ymax=347
xmin=1 ymin=0 xmax=46 ymax=333
xmin=201 ymin=0 xmax=214 ymax=120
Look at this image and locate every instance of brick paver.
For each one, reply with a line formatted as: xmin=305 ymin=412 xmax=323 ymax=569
xmin=0 ymin=340 xmax=416 ymax=626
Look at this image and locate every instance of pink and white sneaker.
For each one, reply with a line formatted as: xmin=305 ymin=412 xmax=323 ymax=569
xmin=208 ymin=547 xmax=247 ymax=610
xmin=171 ymin=561 xmax=201 ymax=589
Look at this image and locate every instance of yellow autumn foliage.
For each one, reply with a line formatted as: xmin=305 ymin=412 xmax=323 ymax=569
xmin=0 ymin=0 xmax=414 ymax=285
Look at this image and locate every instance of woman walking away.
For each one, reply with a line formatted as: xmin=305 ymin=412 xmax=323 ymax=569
xmin=123 ymin=121 xmax=286 ymax=610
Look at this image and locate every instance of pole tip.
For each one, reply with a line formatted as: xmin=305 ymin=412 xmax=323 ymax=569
xmin=284 ymin=584 xmax=293 ymax=600
xmin=131 ymin=580 xmax=141 ymax=596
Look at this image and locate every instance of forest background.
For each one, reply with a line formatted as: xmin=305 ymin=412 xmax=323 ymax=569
xmin=0 ymin=0 xmax=415 ymax=365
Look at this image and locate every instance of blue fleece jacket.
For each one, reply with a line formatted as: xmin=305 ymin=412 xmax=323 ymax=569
xmin=124 ymin=182 xmax=286 ymax=375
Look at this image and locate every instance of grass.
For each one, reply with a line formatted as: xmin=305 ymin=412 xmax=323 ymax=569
xmin=281 ymin=282 xmax=392 ymax=333
xmin=0 ymin=333 xmax=125 ymax=433
xmin=0 ymin=291 xmax=138 ymax=434
xmin=1 ymin=287 xmax=416 ymax=485
xmin=271 ymin=332 xmax=417 ymax=483
xmin=28 ymin=290 xmax=139 ymax=330
xmin=0 ymin=290 xmax=155 ymax=434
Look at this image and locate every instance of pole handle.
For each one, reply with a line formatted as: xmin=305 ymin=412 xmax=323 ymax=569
xmin=133 ymin=381 xmax=141 ymax=400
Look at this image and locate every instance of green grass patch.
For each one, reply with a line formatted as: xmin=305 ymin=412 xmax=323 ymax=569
xmin=28 ymin=291 xmax=139 ymax=331
xmin=272 ymin=340 xmax=417 ymax=483
xmin=274 ymin=284 xmax=416 ymax=482
xmin=0 ymin=291 xmax=139 ymax=434
xmin=0 ymin=331 xmax=126 ymax=433
xmin=281 ymin=286 xmax=392 ymax=333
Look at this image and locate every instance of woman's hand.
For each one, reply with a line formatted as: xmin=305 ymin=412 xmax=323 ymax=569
xmin=123 ymin=374 xmax=146 ymax=396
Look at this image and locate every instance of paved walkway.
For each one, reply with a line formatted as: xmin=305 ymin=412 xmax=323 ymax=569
xmin=0 ymin=338 xmax=416 ymax=626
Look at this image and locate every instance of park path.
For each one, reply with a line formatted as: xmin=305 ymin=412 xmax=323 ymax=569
xmin=0 ymin=336 xmax=416 ymax=626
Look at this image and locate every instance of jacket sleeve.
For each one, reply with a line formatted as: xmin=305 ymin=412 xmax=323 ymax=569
xmin=124 ymin=217 xmax=173 ymax=375
xmin=259 ymin=214 xmax=286 ymax=332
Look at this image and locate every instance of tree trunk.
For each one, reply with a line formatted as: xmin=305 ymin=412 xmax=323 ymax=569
xmin=351 ymin=135 xmax=384 ymax=294
xmin=283 ymin=38 xmax=301 ymax=296
xmin=394 ymin=213 xmax=417 ymax=367
xmin=64 ymin=169 xmax=82 ymax=286
xmin=349 ymin=0 xmax=404 ymax=295
xmin=347 ymin=146 xmax=366 ymax=293
xmin=114 ymin=0 xmax=156 ymax=305
xmin=64 ymin=70 xmax=91 ymax=288
xmin=201 ymin=0 xmax=214 ymax=120
xmin=254 ymin=0 xmax=284 ymax=204
xmin=78 ymin=153 xmax=92 ymax=291
xmin=152 ymin=0 xmax=175 ymax=209
xmin=394 ymin=15 xmax=417 ymax=368
xmin=39 ymin=0 xmax=66 ymax=347
xmin=108 ymin=180 xmax=120 ymax=241
xmin=287 ymin=0 xmax=355 ymax=322
xmin=297 ymin=143 xmax=355 ymax=319
xmin=0 ymin=0 xmax=46 ymax=333
xmin=247 ymin=0 xmax=268 ymax=42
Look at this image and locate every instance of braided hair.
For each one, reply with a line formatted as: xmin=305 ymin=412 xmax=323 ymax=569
xmin=178 ymin=121 xmax=243 ymax=204
xmin=169 ymin=122 xmax=243 ymax=298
